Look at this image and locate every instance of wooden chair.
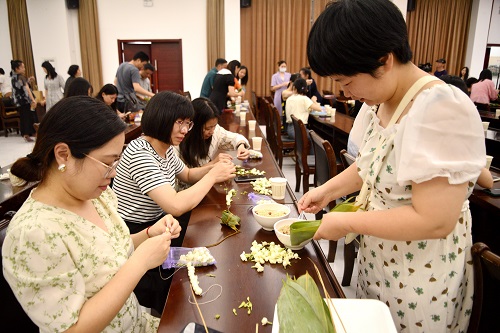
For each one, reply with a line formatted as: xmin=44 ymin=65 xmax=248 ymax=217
xmin=0 ymin=213 xmax=39 ymax=332
xmin=309 ymin=130 xmax=339 ymax=262
xmin=340 ymin=148 xmax=356 ymax=168
xmin=322 ymin=90 xmax=336 ymax=107
xmin=178 ymin=91 xmax=192 ymax=101
xmin=262 ymin=100 xmax=277 ymax=156
xmin=251 ymin=91 xmax=259 ymax=121
xmin=291 ymin=115 xmax=316 ymax=193
xmin=270 ymin=104 xmax=294 ymax=168
xmin=1 ymin=99 xmax=21 ymax=137
xmin=469 ymin=242 xmax=500 ymax=333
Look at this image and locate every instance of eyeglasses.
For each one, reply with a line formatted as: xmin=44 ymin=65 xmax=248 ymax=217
xmin=84 ymin=153 xmax=121 ymax=178
xmin=175 ymin=120 xmax=194 ymax=131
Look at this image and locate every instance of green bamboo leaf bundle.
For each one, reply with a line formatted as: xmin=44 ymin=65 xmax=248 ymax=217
xmin=290 ymin=197 xmax=361 ymax=245
xmin=219 ymin=209 xmax=241 ymax=231
xmin=277 ymin=272 xmax=335 ymax=333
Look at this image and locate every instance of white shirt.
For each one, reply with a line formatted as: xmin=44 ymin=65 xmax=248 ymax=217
xmin=0 ymin=74 xmax=12 ymax=95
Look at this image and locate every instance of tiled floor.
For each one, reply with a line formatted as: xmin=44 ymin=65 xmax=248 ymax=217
xmin=0 ymin=127 xmax=358 ymax=298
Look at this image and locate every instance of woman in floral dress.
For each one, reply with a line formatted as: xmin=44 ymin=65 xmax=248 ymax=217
xmin=2 ymin=96 xmax=181 ymax=332
xmin=298 ymin=1 xmax=485 ymax=332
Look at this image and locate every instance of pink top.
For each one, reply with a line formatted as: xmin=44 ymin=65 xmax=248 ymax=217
xmin=470 ymin=79 xmax=497 ymax=104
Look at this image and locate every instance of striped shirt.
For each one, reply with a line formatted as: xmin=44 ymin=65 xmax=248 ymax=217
xmin=112 ymin=137 xmax=185 ymax=223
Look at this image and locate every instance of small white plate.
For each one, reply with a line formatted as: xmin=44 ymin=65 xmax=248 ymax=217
xmin=272 ymin=298 xmax=397 ymax=333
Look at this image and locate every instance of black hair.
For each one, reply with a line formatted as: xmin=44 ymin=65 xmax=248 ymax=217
xmin=41 ymin=61 xmax=58 ymax=79
xmin=460 ymin=66 xmax=469 ymax=81
xmin=11 ymin=60 xmax=23 ymax=74
xmin=227 ymin=60 xmax=241 ymax=76
xmin=238 ymin=65 xmax=249 ymax=86
xmin=0 ymin=68 xmax=4 ymax=75
xmin=300 ymin=67 xmax=312 ymax=79
xmin=141 ymin=91 xmax=194 ymax=144
xmin=478 ymin=69 xmax=492 ymax=81
xmin=215 ymin=58 xmax=227 ymax=67
xmin=277 ymin=60 xmax=286 ymax=67
xmin=10 ymin=96 xmax=126 ymax=183
xmin=307 ymin=0 xmax=412 ymax=77
xmin=418 ymin=63 xmax=432 ymax=73
xmin=143 ymin=63 xmax=155 ymax=72
xmin=67 ymin=64 xmax=79 ymax=77
xmin=290 ymin=73 xmax=300 ymax=83
xmin=95 ymin=84 xmax=118 ymax=110
xmin=440 ymin=75 xmax=468 ymax=95
xmin=293 ymin=78 xmax=308 ymax=95
xmin=179 ymin=97 xmax=218 ymax=167
xmin=65 ymin=77 xmax=93 ymax=97
xmin=466 ymin=77 xmax=478 ymax=89
xmin=132 ymin=51 xmax=150 ymax=62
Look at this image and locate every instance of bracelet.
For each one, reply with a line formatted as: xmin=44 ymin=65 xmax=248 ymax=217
xmin=146 ymin=226 xmax=152 ymax=238
xmin=237 ymin=142 xmax=247 ymax=149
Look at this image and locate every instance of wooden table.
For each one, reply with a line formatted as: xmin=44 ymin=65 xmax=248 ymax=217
xmin=485 ymin=128 xmax=500 ymax=169
xmin=308 ymin=113 xmax=354 ymax=158
xmin=124 ymin=123 xmax=142 ymax=144
xmin=479 ymin=110 xmax=500 ymax=130
xmin=0 ymin=166 xmax=37 ymax=217
xmin=158 ymin=109 xmax=344 ymax=332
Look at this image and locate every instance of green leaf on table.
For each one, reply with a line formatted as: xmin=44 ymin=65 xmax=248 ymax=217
xmin=277 ymin=272 xmax=335 ymax=333
xmin=219 ymin=209 xmax=241 ymax=231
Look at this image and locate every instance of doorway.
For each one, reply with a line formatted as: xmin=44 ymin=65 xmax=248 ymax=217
xmin=117 ymin=39 xmax=184 ymax=93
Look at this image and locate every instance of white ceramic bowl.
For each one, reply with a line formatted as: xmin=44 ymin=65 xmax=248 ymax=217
xmin=252 ymin=203 xmax=291 ymax=231
xmin=274 ymin=218 xmax=312 ymax=250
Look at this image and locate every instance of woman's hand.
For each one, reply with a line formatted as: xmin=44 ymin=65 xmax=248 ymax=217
xmin=214 ymin=153 xmax=233 ymax=164
xmin=208 ymin=159 xmax=236 ymax=183
xmin=313 ymin=212 xmax=349 ymax=241
xmin=132 ymin=233 xmax=171 ymax=271
xmin=149 ymin=214 xmax=181 ymax=238
xmin=236 ymin=145 xmax=250 ymax=160
xmin=298 ymin=186 xmax=331 ymax=214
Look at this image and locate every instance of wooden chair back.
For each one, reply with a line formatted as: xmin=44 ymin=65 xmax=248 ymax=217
xmin=469 ymin=242 xmax=500 ymax=333
xmin=0 ymin=214 xmax=39 ymax=331
xmin=262 ymin=100 xmax=277 ymax=156
xmin=270 ymin=104 xmax=294 ymax=168
xmin=1 ymin=99 xmax=21 ymax=137
xmin=251 ymin=91 xmax=259 ymax=120
xmin=339 ymin=149 xmax=356 ymax=170
xmin=310 ymin=130 xmax=337 ymax=193
xmin=291 ymin=115 xmax=315 ymax=192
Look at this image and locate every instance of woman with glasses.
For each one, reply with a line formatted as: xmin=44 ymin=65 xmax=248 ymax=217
xmin=4 ymin=96 xmax=180 ymax=332
xmin=178 ymin=97 xmax=249 ymax=167
xmin=112 ymin=91 xmax=236 ymax=313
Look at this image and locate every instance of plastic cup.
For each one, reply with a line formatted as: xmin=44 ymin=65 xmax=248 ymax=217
xmin=240 ymin=111 xmax=247 ymax=124
xmin=482 ymin=121 xmax=489 ymax=133
xmin=252 ymin=137 xmax=263 ymax=151
xmin=486 ymin=155 xmax=493 ymax=169
xmin=496 ymin=110 xmax=500 ymax=119
xmin=248 ymin=120 xmax=256 ymax=131
xmin=235 ymin=104 xmax=241 ymax=115
xmin=270 ymin=177 xmax=287 ymax=200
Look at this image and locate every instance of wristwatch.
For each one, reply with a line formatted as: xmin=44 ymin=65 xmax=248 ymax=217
xmin=236 ymin=142 xmax=249 ymax=149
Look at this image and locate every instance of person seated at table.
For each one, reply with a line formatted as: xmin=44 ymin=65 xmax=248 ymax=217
xmin=3 ymin=96 xmax=181 ymax=332
xmin=112 ymin=91 xmax=235 ymax=312
xmin=300 ymin=66 xmax=323 ymax=104
xmin=177 ymin=97 xmax=250 ymax=170
xmin=299 ymin=1 xmax=485 ymax=331
xmin=95 ymin=83 xmax=125 ymax=120
xmin=470 ymin=69 xmax=499 ymax=111
xmin=284 ymin=78 xmax=322 ymax=140
xmin=65 ymin=77 xmax=93 ymax=97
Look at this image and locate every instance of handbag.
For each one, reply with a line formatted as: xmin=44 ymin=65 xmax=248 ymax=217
xmin=123 ymin=92 xmax=141 ymax=112
xmin=344 ymin=75 xmax=441 ymax=244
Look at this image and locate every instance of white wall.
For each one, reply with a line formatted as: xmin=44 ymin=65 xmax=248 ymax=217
xmin=0 ymin=0 xmax=13 ymax=73
xmin=97 ymin=0 xmax=240 ymax=98
xmin=26 ymin=0 xmax=81 ymax=92
xmin=488 ymin=0 xmax=500 ymax=44
xmin=391 ymin=0 xmax=408 ymax=20
xmin=466 ymin=0 xmax=494 ymax=78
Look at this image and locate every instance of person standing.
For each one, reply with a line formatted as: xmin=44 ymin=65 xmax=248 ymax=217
xmin=64 ymin=64 xmax=81 ymax=92
xmin=434 ymin=58 xmax=448 ymax=78
xmin=209 ymin=63 xmax=244 ymax=114
xmin=200 ymin=58 xmax=227 ymax=98
xmin=299 ymin=1 xmax=484 ymax=331
xmin=41 ymin=61 xmax=65 ymax=111
xmin=114 ymin=51 xmax=155 ymax=113
xmin=271 ymin=60 xmax=291 ymax=123
xmin=137 ymin=63 xmax=155 ymax=108
xmin=299 ymin=67 xmax=322 ymax=104
xmin=10 ymin=60 xmax=37 ymax=142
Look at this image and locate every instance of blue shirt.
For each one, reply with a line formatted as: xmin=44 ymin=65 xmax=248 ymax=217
xmin=200 ymin=67 xmax=217 ymax=98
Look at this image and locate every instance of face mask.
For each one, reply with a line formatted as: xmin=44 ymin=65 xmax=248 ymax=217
xmin=279 ymin=67 xmax=287 ymax=73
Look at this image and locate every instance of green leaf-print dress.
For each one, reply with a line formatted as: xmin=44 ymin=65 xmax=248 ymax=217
xmin=355 ymin=85 xmax=485 ymax=332
xmin=2 ymin=188 xmax=159 ymax=332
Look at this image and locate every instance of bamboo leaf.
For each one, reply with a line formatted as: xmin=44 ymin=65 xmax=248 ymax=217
xmin=290 ymin=220 xmax=321 ymax=246
xmin=330 ymin=196 xmax=361 ymax=213
xmin=219 ymin=210 xmax=241 ymax=231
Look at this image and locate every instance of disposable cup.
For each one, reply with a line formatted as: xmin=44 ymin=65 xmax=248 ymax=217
xmin=248 ymin=120 xmax=257 ymax=131
xmin=252 ymin=137 xmax=263 ymax=151
xmin=486 ymin=155 xmax=493 ymax=169
xmin=482 ymin=121 xmax=490 ymax=133
xmin=240 ymin=111 xmax=247 ymax=125
xmin=496 ymin=110 xmax=500 ymax=119
xmin=235 ymin=104 xmax=241 ymax=115
xmin=270 ymin=177 xmax=287 ymax=200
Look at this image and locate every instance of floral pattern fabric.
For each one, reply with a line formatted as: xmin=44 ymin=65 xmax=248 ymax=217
xmin=2 ymin=188 xmax=159 ymax=332
xmin=355 ymin=85 xmax=485 ymax=332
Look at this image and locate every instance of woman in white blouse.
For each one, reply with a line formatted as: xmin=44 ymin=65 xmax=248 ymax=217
xmin=178 ymin=97 xmax=250 ymax=168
